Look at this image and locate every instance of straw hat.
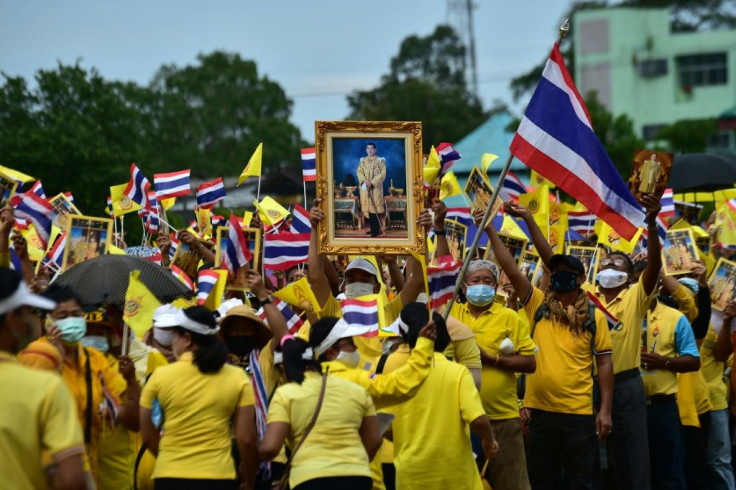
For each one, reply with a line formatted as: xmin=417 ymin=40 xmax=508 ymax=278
xmin=220 ymin=305 xmax=273 ymax=350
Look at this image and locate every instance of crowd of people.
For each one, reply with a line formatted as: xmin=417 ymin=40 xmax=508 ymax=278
xmin=4 ymin=183 xmax=736 ymax=490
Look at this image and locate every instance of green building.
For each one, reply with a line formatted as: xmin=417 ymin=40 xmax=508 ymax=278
xmin=573 ymin=7 xmax=736 ymax=152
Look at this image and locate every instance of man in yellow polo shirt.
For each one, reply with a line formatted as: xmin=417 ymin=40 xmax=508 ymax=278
xmin=0 ymin=268 xmax=86 ymax=490
xmin=489 ymin=211 xmax=613 ymax=489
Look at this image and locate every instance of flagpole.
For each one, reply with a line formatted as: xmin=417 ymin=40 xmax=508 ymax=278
xmin=120 ymin=215 xmax=125 ymax=242
xmin=303 ymin=181 xmax=307 ymax=207
xmin=121 ymin=323 xmax=130 ymax=356
xmin=257 ymin=175 xmax=262 ymax=202
xmin=442 ymin=18 xmax=570 ymax=322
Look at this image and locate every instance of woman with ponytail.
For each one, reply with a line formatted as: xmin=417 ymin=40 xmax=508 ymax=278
xmin=259 ymin=335 xmax=381 ymax=490
xmin=139 ymin=306 xmax=257 ymax=490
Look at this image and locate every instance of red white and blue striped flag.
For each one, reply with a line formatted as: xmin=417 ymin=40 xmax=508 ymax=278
xmin=171 ymin=264 xmax=194 ymax=291
xmin=257 ymin=297 xmax=304 ymax=334
xmin=568 ymin=210 xmax=597 ymax=236
xmin=154 ymin=170 xmax=191 ymax=200
xmin=263 ymin=232 xmax=309 ymax=271
xmin=289 ymin=203 xmax=311 ymax=234
xmin=510 ymin=44 xmax=645 ymax=241
xmin=224 ymin=213 xmax=252 ymax=275
xmin=301 ymin=147 xmax=317 ymax=182
xmin=196 ymin=269 xmax=221 ymax=305
xmin=586 ymin=292 xmax=621 ymax=334
xmin=11 ymin=193 xmax=53 ymax=249
xmin=196 ymin=177 xmax=227 ymax=209
xmin=659 ymin=189 xmax=675 ymax=220
xmin=123 ymin=163 xmax=151 ymax=209
xmin=46 ymin=232 xmax=67 ymax=270
xmin=427 ymin=255 xmax=461 ymax=310
xmin=436 ymin=143 xmax=462 ymax=173
xmin=29 ymin=181 xmax=46 ymax=199
xmin=445 ymin=207 xmax=474 ymax=227
xmin=499 ymin=171 xmax=528 ymax=202
xmin=340 ymin=297 xmax=380 ymax=337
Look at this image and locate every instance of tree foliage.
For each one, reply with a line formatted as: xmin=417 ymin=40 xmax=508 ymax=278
xmin=655 ymin=119 xmax=718 ymax=153
xmin=347 ymin=25 xmax=488 ymax=150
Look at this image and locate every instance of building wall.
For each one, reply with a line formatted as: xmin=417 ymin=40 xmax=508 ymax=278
xmin=573 ymin=7 xmax=736 ymax=141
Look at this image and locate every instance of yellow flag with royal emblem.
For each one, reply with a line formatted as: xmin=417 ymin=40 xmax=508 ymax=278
xmin=273 ymin=277 xmax=321 ymax=314
xmin=195 ymin=207 xmax=212 ymax=237
xmin=110 ymin=183 xmax=142 ymax=217
xmin=481 ymin=153 xmax=499 ymax=175
xmin=595 ymin=220 xmax=643 ymax=254
xmin=255 ymin=196 xmax=290 ymax=227
xmin=123 ymin=270 xmax=161 ymax=337
xmin=423 ymin=146 xmax=441 ymax=186
xmin=238 ymin=142 xmax=263 ymax=185
xmin=519 ymin=184 xmax=549 ymax=217
xmin=439 ymin=171 xmax=463 ymax=201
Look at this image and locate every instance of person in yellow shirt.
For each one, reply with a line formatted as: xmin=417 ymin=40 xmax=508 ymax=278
xmin=0 ymin=268 xmax=86 ymax=490
xmin=140 ymin=306 xmax=257 ymax=490
xmin=259 ymin=336 xmax=381 ymax=490
xmin=505 ymin=196 xmax=661 ymax=490
xmin=387 ymin=306 xmax=498 ymax=490
xmin=42 ymin=285 xmax=140 ymax=482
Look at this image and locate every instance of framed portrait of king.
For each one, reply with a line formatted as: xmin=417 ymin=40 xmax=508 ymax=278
xmin=315 ymin=121 xmax=425 ymax=255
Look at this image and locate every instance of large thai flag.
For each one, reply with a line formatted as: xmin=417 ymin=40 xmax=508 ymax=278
xmin=427 ymin=255 xmax=461 ymax=310
xmin=301 ymin=148 xmax=316 ymax=182
xmin=196 ymin=269 xmax=220 ymax=305
xmin=659 ymin=189 xmax=675 ymax=220
xmin=510 ymin=44 xmax=645 ymax=241
xmin=445 ymin=207 xmax=474 ymax=227
xmin=436 ymin=143 xmax=461 ymax=173
xmin=499 ymin=171 xmax=527 ymax=202
xmin=123 ymin=163 xmax=151 ymax=208
xmin=196 ymin=177 xmax=226 ymax=208
xmin=289 ymin=203 xmax=311 ymax=234
xmin=224 ymin=213 xmax=252 ymax=274
xmin=29 ymin=181 xmax=46 ymax=199
xmin=154 ymin=170 xmax=191 ymax=200
xmin=568 ymin=210 xmax=597 ymax=235
xmin=11 ymin=193 xmax=53 ymax=249
xmin=340 ymin=297 xmax=380 ymax=337
xmin=257 ymin=297 xmax=305 ymax=334
xmin=263 ymin=232 xmax=310 ymax=271
xmin=47 ymin=232 xmax=67 ymax=270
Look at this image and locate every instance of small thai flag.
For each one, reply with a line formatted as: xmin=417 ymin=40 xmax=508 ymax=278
xmin=146 ymin=251 xmax=162 ymax=266
xmin=47 ymin=232 xmax=67 ymax=270
xmin=263 ymin=233 xmax=309 ymax=271
xmin=257 ymin=297 xmax=304 ymax=334
xmin=445 ymin=207 xmax=474 ymax=227
xmin=727 ymin=198 xmax=736 ymax=213
xmin=169 ymin=233 xmax=179 ymax=259
xmin=14 ymin=217 xmax=29 ymax=230
xmin=427 ymin=256 xmax=461 ymax=310
xmin=106 ymin=197 xmax=114 ymax=218
xmin=171 ymin=264 xmax=194 ymax=291
xmin=224 ymin=213 xmax=252 ymax=274
xmin=640 ymin=216 xmax=667 ymax=249
xmin=123 ymin=163 xmax=151 ymax=208
xmin=290 ymin=203 xmax=311 ymax=234
xmin=436 ymin=143 xmax=461 ymax=173
xmin=499 ymin=171 xmax=528 ymax=202
xmin=30 ymin=181 xmax=46 ymax=199
xmin=11 ymin=193 xmax=53 ymax=249
xmin=586 ymin=292 xmax=621 ymax=336
xmin=154 ymin=169 xmax=191 ymax=200
xmin=64 ymin=191 xmax=75 ymax=203
xmin=659 ymin=189 xmax=675 ymax=220
xmin=196 ymin=177 xmax=227 ymax=208
xmin=340 ymin=297 xmax=380 ymax=337
xmin=197 ymin=269 xmax=221 ymax=305
xmin=212 ymin=214 xmax=227 ymax=228
xmin=9 ymin=248 xmax=22 ymax=271
xmin=301 ymin=148 xmax=316 ymax=182
xmin=568 ymin=211 xmax=597 ymax=236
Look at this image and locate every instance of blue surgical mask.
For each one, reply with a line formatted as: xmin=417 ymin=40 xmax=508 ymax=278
xmin=55 ymin=317 xmax=87 ymax=344
xmin=80 ymin=335 xmax=109 ymax=354
xmin=465 ymin=284 xmax=496 ymax=306
xmin=678 ymin=277 xmax=699 ymax=295
xmin=551 ymin=270 xmax=579 ymax=293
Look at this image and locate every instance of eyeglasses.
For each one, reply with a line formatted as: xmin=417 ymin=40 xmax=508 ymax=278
xmin=600 ymin=258 xmax=626 ymax=267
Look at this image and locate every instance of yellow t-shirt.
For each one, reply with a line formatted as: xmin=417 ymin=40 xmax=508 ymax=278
xmin=442 ymin=315 xmax=482 ymax=370
xmin=140 ymin=352 xmax=255 ymax=480
xmin=450 ymin=301 xmax=536 ymax=420
xmin=0 ymin=352 xmax=84 ymax=490
xmin=523 ymin=287 xmax=612 ymax=415
xmin=388 ymin=354 xmax=486 ymax=490
xmin=677 ymin=370 xmax=712 ymax=426
xmin=57 ymin=342 xmax=125 ymax=478
xmin=700 ymin=326 xmax=729 ymax=411
xmin=267 ymin=372 xmax=375 ymax=488
xmin=672 ymin=284 xmax=698 ymax=322
xmin=586 ymin=275 xmax=657 ymax=374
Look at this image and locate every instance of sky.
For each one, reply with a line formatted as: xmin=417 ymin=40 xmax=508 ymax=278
xmin=0 ymin=0 xmax=574 ymax=142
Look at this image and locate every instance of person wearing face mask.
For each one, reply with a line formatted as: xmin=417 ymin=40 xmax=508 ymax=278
xmin=488 ymin=213 xmax=614 ymax=490
xmin=42 ymin=285 xmax=141 ymax=483
xmin=505 ymin=195 xmax=662 ymax=490
xmin=0 ymin=268 xmax=87 ymax=490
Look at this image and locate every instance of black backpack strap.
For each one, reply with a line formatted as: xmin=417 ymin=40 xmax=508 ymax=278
xmin=375 ymin=352 xmax=391 ymax=374
xmin=585 ymin=302 xmax=598 ymax=356
xmin=83 ymin=347 xmax=93 ymax=445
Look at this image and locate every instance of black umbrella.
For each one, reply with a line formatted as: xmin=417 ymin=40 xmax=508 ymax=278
xmin=668 ymin=153 xmax=736 ymax=192
xmin=54 ymin=254 xmax=193 ymax=308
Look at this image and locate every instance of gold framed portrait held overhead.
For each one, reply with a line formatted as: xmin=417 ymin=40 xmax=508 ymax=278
xmin=628 ymin=149 xmax=673 ymax=201
xmin=709 ymin=258 xmax=736 ymax=311
xmin=661 ymin=228 xmax=698 ymax=276
xmin=62 ymin=215 xmax=113 ymax=271
xmin=315 ymin=121 xmax=425 ymax=255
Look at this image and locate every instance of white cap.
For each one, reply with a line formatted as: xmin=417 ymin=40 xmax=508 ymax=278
xmin=0 ymin=280 xmax=56 ymax=316
xmin=152 ymin=304 xmax=179 ymax=328
xmin=346 ymin=258 xmax=378 ymax=279
xmin=217 ymin=298 xmax=244 ymax=321
xmin=314 ymin=318 xmax=371 ymax=356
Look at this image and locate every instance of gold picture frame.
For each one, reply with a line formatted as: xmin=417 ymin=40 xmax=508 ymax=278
xmin=214 ymin=226 xmax=263 ymax=291
xmin=0 ymin=170 xmax=18 ymax=208
xmin=520 ymin=250 xmax=544 ymax=286
xmin=62 ymin=215 xmax=113 ymax=271
xmin=566 ymin=245 xmax=601 ymax=284
xmin=430 ymin=218 xmax=468 ymax=264
xmin=484 ymin=233 xmax=528 ymax=266
xmin=708 ymin=257 xmax=736 ymax=311
xmin=49 ymin=193 xmax=82 ymax=230
xmin=465 ymin=166 xmax=501 ymax=217
xmin=315 ymin=121 xmax=425 ymax=256
xmin=662 ymin=228 xmax=698 ymax=276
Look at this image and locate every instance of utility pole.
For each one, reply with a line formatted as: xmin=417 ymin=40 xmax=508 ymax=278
xmin=446 ymin=0 xmax=479 ymax=97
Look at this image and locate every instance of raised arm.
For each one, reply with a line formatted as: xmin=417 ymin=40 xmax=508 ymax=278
xmin=640 ymin=194 xmax=663 ymax=296
xmin=430 ymin=199 xmax=451 ymax=258
xmin=307 ymin=199 xmax=331 ymax=307
xmin=397 ymin=209 xmax=433 ymax=305
xmin=248 ymin=271 xmax=288 ymax=348
xmin=504 ymin=201 xmax=555 ymax=266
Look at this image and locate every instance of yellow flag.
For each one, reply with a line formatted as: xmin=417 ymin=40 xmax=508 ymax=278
xmin=204 ymin=270 xmax=228 ymax=311
xmin=716 ymin=202 xmax=736 ymax=246
xmin=530 ymin=170 xmax=555 ymax=190
xmin=548 ymin=224 xmax=566 ymax=254
xmin=110 ymin=183 xmax=142 ymax=217
xmin=238 ymin=142 xmax=263 ymax=185
xmin=423 ymin=145 xmax=441 ymax=185
xmin=123 ymin=270 xmax=162 ymax=337
xmin=273 ymin=277 xmax=321 ymax=314
xmin=195 ymin=207 xmax=212 ymax=237
xmin=172 ymin=297 xmax=196 ymax=309
xmin=20 ymin=226 xmax=45 ymax=262
xmin=499 ymin=215 xmax=529 ymax=241
xmin=243 ymin=211 xmax=253 ymax=227
xmin=255 ymin=196 xmax=290 ymax=226
xmin=440 ymin=171 xmax=462 ymax=200
xmin=160 ymin=197 xmax=176 ymax=211
xmin=595 ymin=221 xmax=643 ymax=254
xmin=519 ymin=184 xmax=550 ymax=217
xmin=481 ymin=153 xmax=499 ymax=175
xmin=109 ymin=244 xmax=126 ymax=255
xmin=0 ymin=165 xmax=35 ymax=184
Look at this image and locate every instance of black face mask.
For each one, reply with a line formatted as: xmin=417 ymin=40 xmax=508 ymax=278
xmin=225 ymin=336 xmax=256 ymax=357
xmin=550 ymin=270 xmax=579 ymax=293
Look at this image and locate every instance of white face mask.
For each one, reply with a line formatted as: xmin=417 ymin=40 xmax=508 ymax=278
xmin=416 ymin=292 xmax=428 ymax=304
xmin=153 ymin=327 xmax=174 ymax=347
xmin=336 ymin=349 xmax=360 ymax=369
xmin=345 ymin=282 xmax=375 ymax=299
xmin=597 ymin=269 xmax=629 ymax=289
xmin=382 ymin=338 xmax=403 ymax=355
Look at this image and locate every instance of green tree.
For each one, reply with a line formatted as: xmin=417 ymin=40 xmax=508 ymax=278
xmin=347 ymin=25 xmax=487 ymax=150
xmin=655 ymin=119 xmax=718 ymax=153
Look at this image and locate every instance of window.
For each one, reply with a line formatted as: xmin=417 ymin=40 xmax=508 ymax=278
xmin=642 ymin=124 xmax=667 ymax=141
xmin=678 ymin=53 xmax=728 ymax=87
xmin=639 ymin=59 xmax=668 ymax=78
xmin=707 ymin=131 xmax=731 ymax=149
